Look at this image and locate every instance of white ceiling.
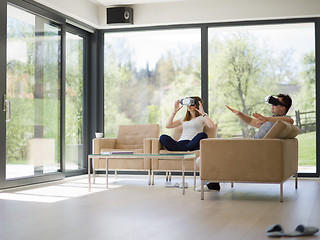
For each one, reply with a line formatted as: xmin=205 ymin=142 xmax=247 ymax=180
xmin=93 ymin=0 xmax=186 ymax=6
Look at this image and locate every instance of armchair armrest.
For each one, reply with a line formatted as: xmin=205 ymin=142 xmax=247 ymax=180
xmin=92 ymin=138 xmax=116 ymax=154
xmin=143 ymin=138 xmax=154 ymax=154
xmin=149 ymin=138 xmax=162 ymax=153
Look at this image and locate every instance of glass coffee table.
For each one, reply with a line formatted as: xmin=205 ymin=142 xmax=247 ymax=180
xmin=88 ymin=153 xmax=196 ymax=194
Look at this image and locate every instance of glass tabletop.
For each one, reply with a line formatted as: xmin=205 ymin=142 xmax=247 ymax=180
xmin=88 ymin=153 xmax=196 ymax=158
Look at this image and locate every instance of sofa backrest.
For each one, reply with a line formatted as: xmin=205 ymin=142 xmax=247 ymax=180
xmin=116 ymin=124 xmax=160 ymax=149
xmin=263 ymin=120 xmax=300 ymax=139
xmin=172 ymin=123 xmax=218 ymax=141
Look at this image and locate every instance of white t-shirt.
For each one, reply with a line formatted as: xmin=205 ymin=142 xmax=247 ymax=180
xmin=178 ymin=116 xmax=205 ymax=141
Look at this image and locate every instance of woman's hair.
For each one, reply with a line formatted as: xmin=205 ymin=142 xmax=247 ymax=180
xmin=183 ymin=96 xmax=203 ymax=121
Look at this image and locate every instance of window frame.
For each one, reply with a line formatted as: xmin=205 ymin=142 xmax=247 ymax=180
xmin=102 ymin=18 xmax=320 ymax=177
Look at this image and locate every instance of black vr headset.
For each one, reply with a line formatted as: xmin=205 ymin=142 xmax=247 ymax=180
xmin=265 ymin=95 xmax=286 ymax=107
xmin=180 ymin=97 xmax=196 ymax=106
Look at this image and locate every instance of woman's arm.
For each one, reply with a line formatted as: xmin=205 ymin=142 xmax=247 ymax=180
xmin=196 ymin=101 xmax=215 ymax=128
xmin=202 ymin=115 xmax=215 ymax=128
xmin=166 ymin=100 xmax=183 ymax=129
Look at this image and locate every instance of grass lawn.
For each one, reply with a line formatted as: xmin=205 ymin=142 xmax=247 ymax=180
xmin=296 ymin=131 xmax=316 ymax=166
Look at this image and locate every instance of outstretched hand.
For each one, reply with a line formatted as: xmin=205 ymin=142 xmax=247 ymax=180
xmin=252 ymin=112 xmax=267 ymax=124
xmin=225 ymin=105 xmax=240 ymax=115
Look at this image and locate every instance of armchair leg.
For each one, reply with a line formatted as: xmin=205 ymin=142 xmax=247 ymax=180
xmin=152 ymin=170 xmax=154 ymax=185
xmin=280 ymin=183 xmax=283 ymax=202
xmin=169 ymin=171 xmax=172 ymax=181
xmin=295 ymin=173 xmax=298 ymax=189
xmin=115 ymin=170 xmax=117 ymax=180
xmin=231 ymin=182 xmax=234 ymax=188
xmin=194 ymin=158 xmax=196 ymax=190
xmin=166 ymin=171 xmax=168 ymax=182
xmin=148 ymin=170 xmax=151 ymax=185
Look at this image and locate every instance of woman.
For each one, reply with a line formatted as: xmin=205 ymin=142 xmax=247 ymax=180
xmin=160 ymin=96 xmax=215 ymax=151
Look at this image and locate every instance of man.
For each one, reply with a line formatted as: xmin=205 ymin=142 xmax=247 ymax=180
xmin=226 ymin=93 xmax=293 ymax=139
xmin=199 ymin=93 xmax=293 ymax=191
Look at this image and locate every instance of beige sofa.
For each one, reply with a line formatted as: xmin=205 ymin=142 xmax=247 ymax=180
xmin=200 ymin=120 xmax=299 ymax=202
xmin=150 ymin=124 xmax=218 ymax=185
xmin=92 ymin=124 xmax=160 ymax=184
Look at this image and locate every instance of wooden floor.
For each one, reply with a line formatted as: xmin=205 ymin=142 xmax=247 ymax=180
xmin=0 ymin=175 xmax=319 ymax=240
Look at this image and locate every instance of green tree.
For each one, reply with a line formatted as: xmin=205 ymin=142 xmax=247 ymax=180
xmin=209 ymin=33 xmax=285 ymax=138
xmin=293 ymin=51 xmax=315 ymax=111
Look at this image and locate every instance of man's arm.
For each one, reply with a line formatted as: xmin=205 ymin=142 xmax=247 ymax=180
xmin=252 ymin=113 xmax=294 ymax=125
xmin=225 ymin=105 xmax=261 ymax=128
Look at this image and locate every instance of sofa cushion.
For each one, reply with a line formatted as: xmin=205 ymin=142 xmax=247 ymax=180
xmin=115 ymin=124 xmax=160 ymax=149
xmin=264 ymin=120 xmax=292 ymax=139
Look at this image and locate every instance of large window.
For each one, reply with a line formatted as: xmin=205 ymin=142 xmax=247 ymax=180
xmin=208 ymin=23 xmax=316 ymax=173
xmin=104 ymin=23 xmax=317 ymax=175
xmin=104 ymin=29 xmax=201 ymax=137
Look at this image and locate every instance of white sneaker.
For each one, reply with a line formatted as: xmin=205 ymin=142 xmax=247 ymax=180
xmin=195 ymin=185 xmax=210 ymax=192
xmin=165 ymin=182 xmax=180 ymax=188
xmin=179 ymin=182 xmax=188 ymax=188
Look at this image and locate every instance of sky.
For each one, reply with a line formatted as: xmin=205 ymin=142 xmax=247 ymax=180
xmin=105 ymin=22 xmax=315 ymax=71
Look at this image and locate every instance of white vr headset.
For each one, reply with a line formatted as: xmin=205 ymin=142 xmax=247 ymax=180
xmin=180 ymin=97 xmax=196 ymax=106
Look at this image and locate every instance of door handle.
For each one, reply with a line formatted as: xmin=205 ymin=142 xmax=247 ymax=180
xmin=3 ymin=94 xmax=11 ymax=122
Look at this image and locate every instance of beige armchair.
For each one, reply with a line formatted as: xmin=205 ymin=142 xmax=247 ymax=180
xmin=200 ymin=120 xmax=300 ymax=202
xmin=150 ymin=124 xmax=218 ymax=185
xmin=92 ymin=124 xmax=160 ymax=184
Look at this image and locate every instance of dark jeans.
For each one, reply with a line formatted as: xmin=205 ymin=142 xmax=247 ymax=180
xmin=159 ymin=132 xmax=208 ymax=151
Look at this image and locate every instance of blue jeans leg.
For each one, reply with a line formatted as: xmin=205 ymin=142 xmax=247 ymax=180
xmin=186 ymin=132 xmax=208 ymax=151
xmin=159 ymin=134 xmax=188 ymax=151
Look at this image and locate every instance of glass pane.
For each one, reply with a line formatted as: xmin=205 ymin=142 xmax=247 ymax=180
xmin=6 ymin=5 xmax=61 ymax=179
xmin=208 ymin=23 xmax=316 ymax=173
xmin=65 ymin=32 xmax=84 ymax=171
xmin=104 ymin=29 xmax=201 ymax=137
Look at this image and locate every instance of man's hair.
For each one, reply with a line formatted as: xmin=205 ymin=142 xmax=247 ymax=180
xmin=277 ymin=93 xmax=292 ymax=113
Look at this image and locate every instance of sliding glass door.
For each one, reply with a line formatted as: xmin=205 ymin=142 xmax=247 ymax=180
xmin=5 ymin=4 xmax=61 ymax=180
xmin=65 ymin=29 xmax=87 ymax=172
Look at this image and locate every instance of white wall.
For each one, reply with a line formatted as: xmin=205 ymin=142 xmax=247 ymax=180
xmin=35 ymin=0 xmax=320 ymax=29
xmin=129 ymin=0 xmax=320 ymax=27
xmin=35 ymin=0 xmax=101 ymax=28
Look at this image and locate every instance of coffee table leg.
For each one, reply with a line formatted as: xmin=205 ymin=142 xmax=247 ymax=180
xmin=182 ymin=158 xmax=185 ymax=195
xmin=88 ymin=155 xmax=91 ymax=192
xmin=194 ymin=157 xmax=196 ymax=190
xmin=151 ymin=160 xmax=154 ymax=185
xmin=92 ymin=158 xmax=96 ymax=184
xmin=106 ymin=157 xmax=108 ymax=188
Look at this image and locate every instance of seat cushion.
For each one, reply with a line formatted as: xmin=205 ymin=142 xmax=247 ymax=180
xmin=156 ymin=149 xmax=199 ymax=171
xmin=159 ymin=149 xmax=199 ymax=155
